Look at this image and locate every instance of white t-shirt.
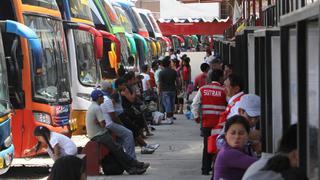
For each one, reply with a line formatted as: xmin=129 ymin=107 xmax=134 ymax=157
xmin=242 ymin=153 xmax=274 ymax=180
xmin=47 ymin=132 xmax=77 ymax=160
xmin=100 ymin=95 xmax=115 ymax=127
xmin=140 ymin=73 xmax=150 ymax=91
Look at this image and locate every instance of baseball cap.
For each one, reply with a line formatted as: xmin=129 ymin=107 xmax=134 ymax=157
xmin=238 ymin=94 xmax=261 ymax=117
xmin=91 ymin=89 xmax=104 ymax=101
xmin=100 ymin=81 xmax=112 ymax=91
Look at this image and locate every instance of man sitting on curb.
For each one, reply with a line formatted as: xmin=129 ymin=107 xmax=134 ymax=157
xmin=86 ymin=89 xmax=149 ymax=175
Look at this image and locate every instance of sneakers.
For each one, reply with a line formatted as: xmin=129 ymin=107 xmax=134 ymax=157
xmin=146 ymin=132 xmax=154 ymax=136
xmin=127 ymin=166 xmax=148 ymax=175
xmin=146 ymin=143 xmax=160 ymax=150
xmin=136 ymin=161 xmax=150 ymax=169
xmin=141 ymin=146 xmax=155 ymax=154
xmin=161 ymin=118 xmax=173 ymax=125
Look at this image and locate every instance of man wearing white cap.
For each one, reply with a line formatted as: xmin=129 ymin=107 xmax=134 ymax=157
xmin=215 ymin=94 xmax=262 ymax=154
xmin=238 ymin=94 xmax=262 ymax=156
xmin=238 ymin=94 xmax=261 ymax=128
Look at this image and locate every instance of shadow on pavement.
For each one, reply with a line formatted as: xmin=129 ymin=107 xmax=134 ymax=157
xmin=1 ymin=167 xmax=49 ymax=179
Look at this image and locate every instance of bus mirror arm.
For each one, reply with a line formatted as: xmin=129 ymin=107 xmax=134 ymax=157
xmin=63 ymin=21 xmax=103 ymax=60
xmin=10 ymin=37 xmax=23 ymax=106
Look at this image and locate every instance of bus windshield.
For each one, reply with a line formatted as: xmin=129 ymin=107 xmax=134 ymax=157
xmin=140 ymin=13 xmax=153 ymax=35
xmin=113 ymin=6 xmax=133 ymax=34
xmin=147 ymin=13 xmax=161 ymax=33
xmin=101 ymin=0 xmax=121 ymax=27
xmin=22 ymin=0 xmax=59 ymax=10
xmin=132 ymin=7 xmax=147 ymax=32
xmin=0 ymin=38 xmax=10 ymax=115
xmin=69 ymin=0 xmax=93 ymax=21
xmin=24 ymin=15 xmax=71 ymax=104
xmin=73 ymin=30 xmax=99 ymax=86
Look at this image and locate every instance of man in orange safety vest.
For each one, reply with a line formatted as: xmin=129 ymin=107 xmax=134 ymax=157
xmin=191 ymin=69 xmax=227 ymax=175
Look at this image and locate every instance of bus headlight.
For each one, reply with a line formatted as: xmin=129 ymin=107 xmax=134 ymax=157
xmin=33 ymin=112 xmax=51 ymax=125
xmin=4 ymin=154 xmax=11 ymax=166
xmin=4 ymin=135 xmax=12 ymax=148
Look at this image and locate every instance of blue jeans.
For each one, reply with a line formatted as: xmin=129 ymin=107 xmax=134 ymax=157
xmin=161 ymin=91 xmax=176 ymax=113
xmin=107 ymin=123 xmax=136 ymax=159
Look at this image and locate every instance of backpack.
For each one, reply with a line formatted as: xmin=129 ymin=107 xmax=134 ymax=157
xmin=100 ymin=154 xmax=124 ymax=175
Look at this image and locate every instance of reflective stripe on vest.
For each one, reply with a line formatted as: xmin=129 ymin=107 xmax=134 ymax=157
xmin=202 ymin=110 xmax=222 ymax=115
xmin=202 ymin=104 xmax=226 ymax=110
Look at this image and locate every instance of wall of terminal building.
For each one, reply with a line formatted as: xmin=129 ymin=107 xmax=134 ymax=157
xmin=135 ymin=0 xmax=220 ymax=20
xmin=135 ymin=0 xmax=161 ymax=19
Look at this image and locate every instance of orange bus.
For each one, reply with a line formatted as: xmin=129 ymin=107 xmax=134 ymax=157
xmin=0 ymin=0 xmax=73 ymax=157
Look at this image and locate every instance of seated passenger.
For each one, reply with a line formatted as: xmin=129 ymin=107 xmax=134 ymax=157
xmin=86 ymin=89 xmax=149 ymax=175
xmin=214 ymin=115 xmax=257 ymax=180
xmin=49 ymin=155 xmax=85 ymax=180
xmin=100 ymin=81 xmax=136 ymax=160
xmin=23 ymin=126 xmax=77 ymax=161
xmin=243 ymin=124 xmax=308 ymax=180
xmin=115 ymin=78 xmax=159 ymax=154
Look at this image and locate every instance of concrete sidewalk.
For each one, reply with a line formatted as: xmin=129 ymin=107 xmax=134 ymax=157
xmin=89 ymin=114 xmax=209 ymax=180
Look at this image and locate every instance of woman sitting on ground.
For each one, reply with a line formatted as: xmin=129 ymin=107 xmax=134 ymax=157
xmin=24 ymin=126 xmax=77 ymax=161
xmin=214 ymin=115 xmax=257 ymax=180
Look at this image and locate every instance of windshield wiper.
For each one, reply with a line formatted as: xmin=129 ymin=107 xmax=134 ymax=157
xmin=51 ymin=39 xmax=60 ymax=104
xmin=56 ymin=41 xmax=71 ymax=104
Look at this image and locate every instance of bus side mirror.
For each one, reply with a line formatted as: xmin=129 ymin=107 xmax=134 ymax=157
xmin=99 ymin=30 xmax=121 ymax=63
xmin=93 ymin=33 xmax=103 ymax=60
xmin=108 ymin=51 xmax=117 ymax=71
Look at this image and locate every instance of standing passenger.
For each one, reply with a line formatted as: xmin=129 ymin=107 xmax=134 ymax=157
xmin=159 ymin=56 xmax=178 ymax=124
xmin=194 ymin=63 xmax=210 ymax=91
xmin=216 ymin=74 xmax=245 ymax=150
xmin=181 ymin=57 xmax=192 ymax=101
xmin=191 ymin=69 xmax=227 ymax=175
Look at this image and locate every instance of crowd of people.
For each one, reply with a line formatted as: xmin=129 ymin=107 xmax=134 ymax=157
xmin=22 ymin=48 xmax=308 ymax=180
xmin=191 ymin=48 xmax=308 ymax=180
xmin=23 ymin=48 xmax=196 ymax=179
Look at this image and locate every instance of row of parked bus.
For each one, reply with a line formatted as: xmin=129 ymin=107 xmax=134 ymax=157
xmin=0 ymin=0 xmax=182 ymax=175
xmin=213 ymin=1 xmax=319 ymax=179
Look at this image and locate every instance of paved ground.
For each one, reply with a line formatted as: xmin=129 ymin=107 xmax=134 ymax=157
xmin=88 ymin=114 xmax=209 ymax=180
xmin=2 ymin=114 xmax=210 ymax=180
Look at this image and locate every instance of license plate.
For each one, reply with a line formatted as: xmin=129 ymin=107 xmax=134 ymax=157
xmin=0 ymin=157 xmax=4 ymax=168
